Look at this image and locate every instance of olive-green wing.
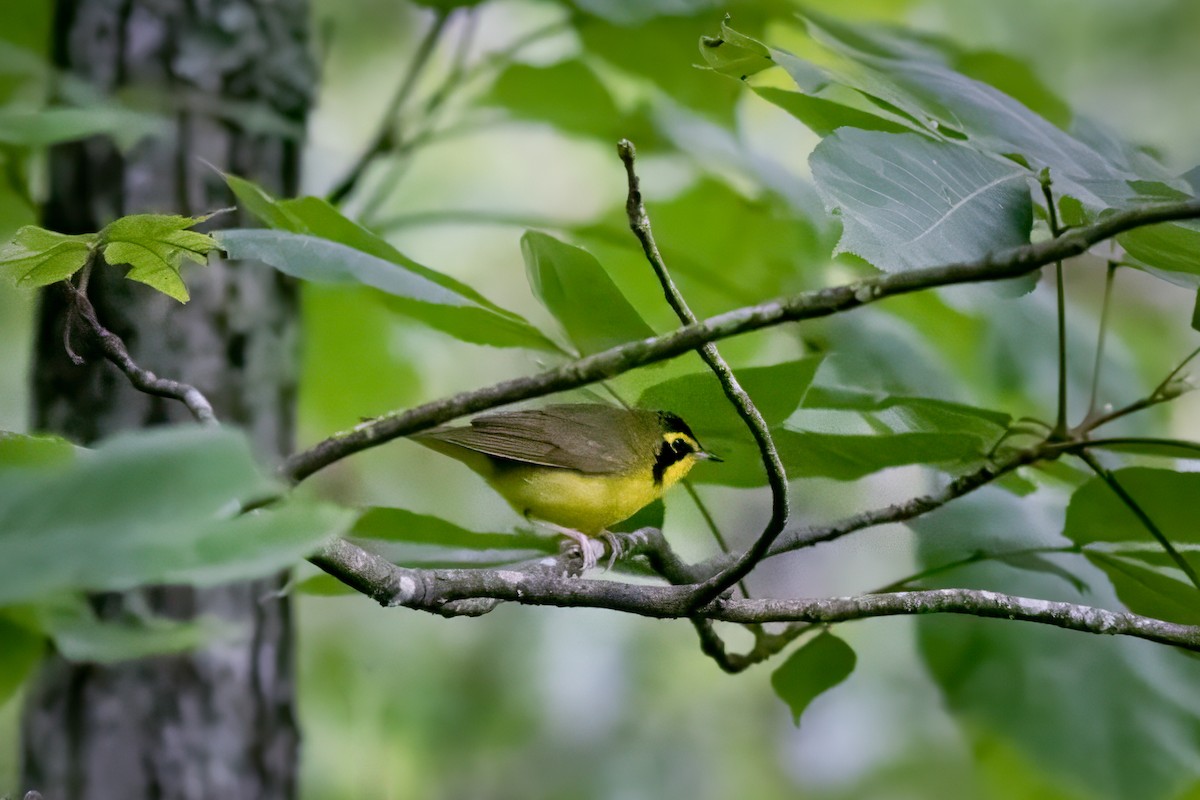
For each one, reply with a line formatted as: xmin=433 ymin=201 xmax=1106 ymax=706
xmin=414 ymin=404 xmax=659 ymax=474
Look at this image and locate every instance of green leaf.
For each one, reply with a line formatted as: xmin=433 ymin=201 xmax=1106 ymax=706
xmin=1119 ymin=221 xmax=1200 ymax=284
xmin=0 ymin=612 xmax=43 ymax=705
xmin=770 ymin=632 xmax=856 ymax=727
xmin=811 ymin=130 xmax=1034 ymax=272
xmin=0 ymin=107 xmax=164 ymax=151
xmin=32 ymin=598 xmax=229 ymax=663
xmin=484 ymin=60 xmax=623 ymax=138
xmin=698 ymin=19 xmax=775 ymax=80
xmin=98 ymin=213 xmax=223 ymax=302
xmin=1193 ymin=289 xmax=1200 ymax=332
xmin=777 ymin=430 xmax=990 ymax=482
xmin=0 ymin=225 xmax=95 ymax=287
xmin=914 ymin=488 xmax=1200 ymax=800
xmin=217 ymin=178 xmax=557 ymax=351
xmin=1085 ymin=552 xmax=1200 ymax=626
xmin=0 ymin=431 xmax=76 ymax=471
xmin=0 ymin=426 xmax=350 ymax=605
xmin=795 ymin=12 xmax=1121 ymax=184
xmin=636 ymin=357 xmax=823 ymax=435
xmin=1063 ymin=468 xmax=1200 ymax=546
xmin=521 ymin=230 xmax=655 ymax=354
xmin=217 ymin=229 xmax=555 ymax=351
xmin=351 ymin=507 xmax=547 ymax=552
xmin=751 ymin=87 xmax=911 ymax=137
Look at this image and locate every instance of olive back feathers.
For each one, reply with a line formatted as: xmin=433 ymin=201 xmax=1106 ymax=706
xmin=413 ymin=404 xmax=674 ymax=475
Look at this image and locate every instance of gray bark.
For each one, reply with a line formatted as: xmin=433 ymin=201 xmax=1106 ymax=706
xmin=21 ymin=1 xmax=311 ymax=798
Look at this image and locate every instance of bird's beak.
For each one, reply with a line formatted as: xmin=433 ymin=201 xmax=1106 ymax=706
xmin=695 ymin=450 xmax=723 ymax=463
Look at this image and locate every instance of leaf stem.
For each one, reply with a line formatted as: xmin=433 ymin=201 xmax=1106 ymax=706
xmin=1087 ymin=262 xmax=1118 ymax=418
xmin=1041 ymin=180 xmax=1069 ymax=437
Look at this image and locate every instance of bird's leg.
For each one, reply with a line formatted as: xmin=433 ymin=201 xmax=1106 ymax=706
xmin=599 ymin=531 xmax=624 ymax=571
xmin=533 ymin=520 xmax=602 ymax=571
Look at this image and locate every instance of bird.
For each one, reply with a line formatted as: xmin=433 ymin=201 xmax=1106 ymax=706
xmin=412 ymin=403 xmax=720 ymax=570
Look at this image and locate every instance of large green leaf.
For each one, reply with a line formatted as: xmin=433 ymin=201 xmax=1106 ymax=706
xmin=810 ymin=129 xmax=1034 ymax=272
xmin=770 ymin=632 xmax=856 ymax=727
xmin=484 ymin=60 xmax=622 ymax=138
xmin=1084 ymin=552 xmax=1200 ymax=627
xmin=0 ymin=426 xmax=350 ymax=605
xmin=31 ymin=598 xmax=229 ymax=663
xmin=913 ymin=488 xmax=1200 ymax=800
xmin=351 ymin=506 xmax=547 ymax=552
xmin=521 ymin=230 xmax=656 ymax=354
xmin=751 ymin=86 xmax=912 ymax=138
xmin=636 ymin=357 xmax=823 ymax=435
xmin=218 ymin=179 xmax=557 ymax=351
xmin=1063 ymin=468 xmax=1200 ymax=546
xmin=0 ymin=107 xmax=164 ymax=151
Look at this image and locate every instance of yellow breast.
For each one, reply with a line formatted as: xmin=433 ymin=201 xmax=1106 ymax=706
xmin=484 ymin=457 xmax=696 ymax=535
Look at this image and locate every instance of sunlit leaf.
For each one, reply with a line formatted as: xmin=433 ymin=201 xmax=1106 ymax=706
xmin=522 ymin=230 xmax=655 ymax=354
xmin=99 ymin=213 xmax=223 ymax=302
xmin=1085 ymin=552 xmax=1200 ymax=626
xmin=0 ymin=225 xmax=95 ymax=287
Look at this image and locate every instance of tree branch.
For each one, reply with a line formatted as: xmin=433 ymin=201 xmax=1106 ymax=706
xmin=63 ymin=279 xmax=217 ymax=425
xmin=310 ymin=538 xmax=1200 ymax=651
xmin=616 ymin=138 xmax=788 ymax=608
xmin=281 ymin=198 xmax=1200 ymax=484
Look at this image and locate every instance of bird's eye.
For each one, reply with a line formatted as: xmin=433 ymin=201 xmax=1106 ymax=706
xmin=671 ymin=438 xmax=694 ymax=457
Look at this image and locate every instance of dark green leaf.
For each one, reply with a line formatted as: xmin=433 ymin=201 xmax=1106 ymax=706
xmin=636 ymin=357 xmax=823 ymax=435
xmin=1063 ymin=468 xmax=1200 ymax=546
xmin=0 ymin=426 xmax=350 ymax=605
xmin=770 ymin=632 xmax=856 ymax=727
xmin=1088 ymin=439 xmax=1200 ymax=460
xmin=484 ymin=60 xmax=622 ymax=137
xmin=0 ymin=225 xmax=95 ymax=287
xmin=1085 ymin=552 xmax=1200 ymax=626
xmin=810 ymin=130 xmax=1033 ymax=272
xmin=0 ymin=612 xmax=43 ymax=704
xmin=521 ymin=230 xmax=655 ymax=354
xmin=914 ymin=488 xmax=1200 ymax=800
xmin=99 ymin=213 xmax=223 ymax=302
xmin=778 ymin=430 xmax=990 ymax=481
xmin=752 ymin=87 xmax=912 ymax=137
xmin=351 ymin=507 xmax=547 ymax=551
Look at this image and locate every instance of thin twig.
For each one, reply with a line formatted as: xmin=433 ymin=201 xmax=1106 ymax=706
xmin=1078 ymin=343 xmax=1200 ymax=433
xmin=63 ymin=280 xmax=217 ymax=425
xmin=281 ymin=198 xmax=1200 ymax=484
xmin=1075 ymin=448 xmax=1200 ymax=591
xmin=1071 ymin=436 xmax=1200 ymax=458
xmin=327 ymin=8 xmax=451 ymax=204
xmin=616 ymin=139 xmax=788 ymax=607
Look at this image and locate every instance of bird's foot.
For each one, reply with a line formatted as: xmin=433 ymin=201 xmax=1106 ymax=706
xmin=537 ymin=521 xmax=602 ymax=572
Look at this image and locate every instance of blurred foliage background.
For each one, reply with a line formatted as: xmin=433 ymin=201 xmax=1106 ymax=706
xmin=3 ymin=0 xmax=1200 ymax=798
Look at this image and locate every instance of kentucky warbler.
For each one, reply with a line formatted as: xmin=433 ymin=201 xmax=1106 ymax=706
xmin=413 ymin=403 xmax=719 ymax=569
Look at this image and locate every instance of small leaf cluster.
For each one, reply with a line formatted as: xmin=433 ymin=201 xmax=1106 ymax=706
xmin=0 ymin=212 xmax=222 ymax=302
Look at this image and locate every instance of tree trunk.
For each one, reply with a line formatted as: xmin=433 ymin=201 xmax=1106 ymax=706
xmin=20 ymin=1 xmax=311 ymax=798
